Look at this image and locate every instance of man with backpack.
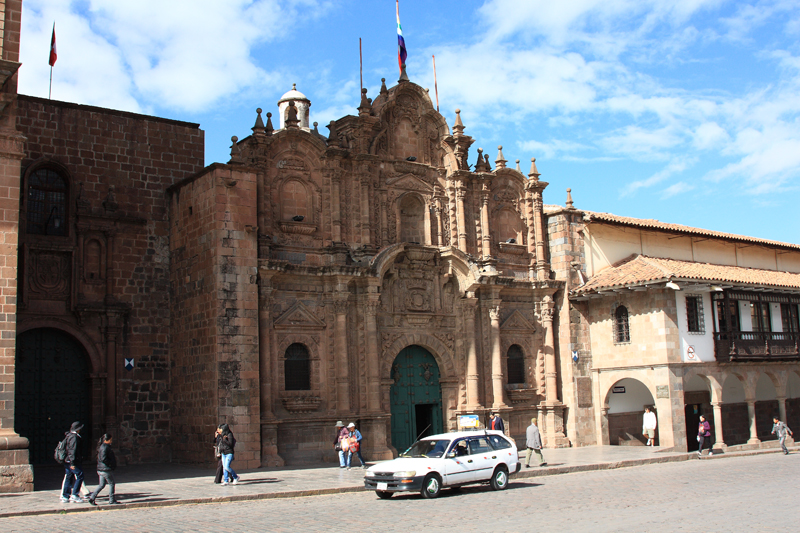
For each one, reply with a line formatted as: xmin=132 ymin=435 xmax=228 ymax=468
xmin=59 ymin=421 xmax=86 ymax=503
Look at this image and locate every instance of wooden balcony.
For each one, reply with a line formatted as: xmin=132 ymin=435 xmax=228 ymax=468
xmin=714 ymin=331 xmax=800 ymax=362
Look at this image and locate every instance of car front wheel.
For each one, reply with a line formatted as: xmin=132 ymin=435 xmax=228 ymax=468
xmin=421 ymin=473 xmax=442 ymax=499
xmin=490 ymin=465 xmax=509 ymax=491
xmin=376 ymin=490 xmax=393 ymax=499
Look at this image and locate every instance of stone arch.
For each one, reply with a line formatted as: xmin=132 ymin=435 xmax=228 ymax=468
xmin=601 ymin=376 xmax=657 ymax=446
xmin=682 ymin=369 xmax=722 ymax=402
xmin=279 ymin=178 xmax=313 ymax=223
xmin=381 ymin=333 xmax=455 ymax=382
xmin=755 ymin=371 xmax=779 ymax=441
xmin=396 ymin=192 xmax=426 ymax=244
xmin=275 ymin=333 xmax=322 ymax=395
xmin=17 ymin=318 xmax=103 ymax=373
xmin=22 ymin=157 xmax=72 ymax=237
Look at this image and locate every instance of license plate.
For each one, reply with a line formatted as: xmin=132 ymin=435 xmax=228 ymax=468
xmin=377 ymin=482 xmax=388 ymax=490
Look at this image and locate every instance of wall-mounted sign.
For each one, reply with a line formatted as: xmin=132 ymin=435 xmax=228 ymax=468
xmin=457 ymin=415 xmax=480 ymax=428
xmin=656 ymin=385 xmax=670 ymax=399
xmin=124 ymin=358 xmax=134 ymax=371
xmin=613 ymin=386 xmax=625 ymax=393
xmin=687 ymin=346 xmax=696 ymax=360
xmin=572 ymin=350 xmax=579 ymax=362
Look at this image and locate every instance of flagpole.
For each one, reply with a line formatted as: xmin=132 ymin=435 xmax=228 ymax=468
xmin=432 ymin=55 xmax=439 ymax=112
xmin=359 ymin=38 xmax=363 ymax=94
xmin=49 ymin=66 xmax=52 ymax=100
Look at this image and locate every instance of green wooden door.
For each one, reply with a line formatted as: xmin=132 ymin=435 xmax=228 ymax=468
xmin=390 ymin=345 xmax=443 ymax=454
xmin=15 ymin=328 xmax=91 ymax=464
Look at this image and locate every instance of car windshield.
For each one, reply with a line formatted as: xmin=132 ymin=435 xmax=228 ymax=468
xmin=400 ymin=439 xmax=451 ymax=458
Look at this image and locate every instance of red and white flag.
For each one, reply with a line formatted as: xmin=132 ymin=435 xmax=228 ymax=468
xmin=48 ymin=23 xmax=57 ymax=67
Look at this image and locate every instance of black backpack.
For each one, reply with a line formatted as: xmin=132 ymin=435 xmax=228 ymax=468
xmin=54 ymin=436 xmax=68 ymax=464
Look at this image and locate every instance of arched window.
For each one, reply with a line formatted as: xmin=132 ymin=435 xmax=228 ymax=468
xmin=280 ymin=180 xmax=311 ymax=222
xmin=27 ymin=168 xmax=67 ymax=236
xmin=506 ymin=344 xmax=525 ymax=385
xmin=284 ymin=343 xmax=310 ymax=391
xmin=495 ymin=208 xmax=524 ymax=244
xmin=615 ymin=305 xmax=630 ymax=343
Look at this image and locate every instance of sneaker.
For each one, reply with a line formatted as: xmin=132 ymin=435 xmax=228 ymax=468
xmin=539 ymin=463 xmax=548 ymax=467
xmin=69 ymin=495 xmax=84 ymax=503
xmin=232 ymin=477 xmax=240 ymax=484
xmin=87 ymin=498 xmax=96 ymax=506
xmin=525 ymin=465 xmax=531 ymax=468
xmin=221 ymin=481 xmax=229 ymax=485
xmin=108 ymin=500 xmax=120 ymax=505
xmin=346 ymin=466 xmax=351 ymax=470
xmin=59 ymin=497 xmax=69 ymax=503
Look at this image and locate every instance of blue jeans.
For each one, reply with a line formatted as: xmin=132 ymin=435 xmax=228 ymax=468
xmin=89 ymin=471 xmax=116 ymax=503
xmin=62 ymin=464 xmax=84 ymax=498
xmin=338 ymin=449 xmax=346 ymax=467
xmin=221 ymin=454 xmax=238 ymax=482
xmin=347 ymin=449 xmax=366 ymax=467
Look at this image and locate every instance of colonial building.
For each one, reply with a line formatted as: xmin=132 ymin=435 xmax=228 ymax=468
xmin=2 ymin=2 xmax=799 ymax=493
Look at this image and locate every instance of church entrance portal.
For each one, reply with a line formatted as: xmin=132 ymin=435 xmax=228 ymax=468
xmin=390 ymin=345 xmax=443 ymax=453
xmin=15 ymin=328 xmax=92 ymax=464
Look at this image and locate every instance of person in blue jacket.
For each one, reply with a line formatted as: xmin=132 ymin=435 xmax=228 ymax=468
xmin=346 ymin=423 xmax=368 ymax=470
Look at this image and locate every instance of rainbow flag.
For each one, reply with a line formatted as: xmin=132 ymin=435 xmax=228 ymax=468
xmin=396 ymin=0 xmax=407 ymax=73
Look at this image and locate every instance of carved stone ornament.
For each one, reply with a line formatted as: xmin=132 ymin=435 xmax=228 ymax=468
xmin=273 ymin=301 xmax=326 ymax=329
xmin=280 ymin=222 xmax=317 ymax=235
xmin=541 ymin=295 xmax=555 ymax=322
xmin=489 ymin=306 xmax=501 ymax=321
xmin=29 ymin=251 xmax=71 ymax=298
xmin=280 ymin=393 xmax=322 ymax=414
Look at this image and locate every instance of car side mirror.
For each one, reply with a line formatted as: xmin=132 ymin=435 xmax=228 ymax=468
xmin=446 ymin=451 xmax=456 ymax=459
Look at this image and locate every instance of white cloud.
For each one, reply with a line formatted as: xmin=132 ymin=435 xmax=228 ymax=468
xmin=661 ymin=181 xmax=696 ymax=198
xmin=518 ymin=138 xmax=591 ymax=160
xmin=622 ymin=158 xmax=693 ymax=196
xmin=692 ymin=122 xmax=730 ymax=150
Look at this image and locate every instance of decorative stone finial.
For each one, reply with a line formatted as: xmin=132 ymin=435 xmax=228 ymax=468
xmin=399 ymin=63 xmax=409 ymax=83
xmin=358 ymin=87 xmax=372 ymax=116
xmin=453 ymin=108 xmax=465 ymax=136
xmin=566 ymin=188 xmax=574 ymax=209
xmin=313 ymin=121 xmax=319 ymax=134
xmin=475 ymin=147 xmax=485 ymax=171
xmin=252 ymin=107 xmax=265 ymax=134
xmin=528 ymin=157 xmax=540 ymax=180
xmin=327 ymin=120 xmax=339 ymax=145
xmin=380 ymin=78 xmax=388 ymax=96
xmin=265 ymin=112 xmax=274 ymax=134
xmin=484 ymin=153 xmax=492 ymax=172
xmin=495 ymin=145 xmax=507 ymax=169
xmin=229 ymin=136 xmax=243 ymax=164
xmin=292 ymin=83 xmax=297 ymax=91
xmin=515 ymin=159 xmax=521 ymax=172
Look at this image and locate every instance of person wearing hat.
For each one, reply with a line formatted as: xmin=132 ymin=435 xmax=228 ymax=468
xmin=489 ymin=412 xmax=505 ymax=433
xmin=334 ymin=421 xmax=348 ymax=468
xmin=345 ymin=423 xmax=367 ymax=470
xmin=60 ymin=421 xmax=85 ymax=503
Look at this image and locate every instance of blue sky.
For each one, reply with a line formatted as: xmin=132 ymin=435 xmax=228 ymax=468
xmin=17 ymin=0 xmax=800 ymax=244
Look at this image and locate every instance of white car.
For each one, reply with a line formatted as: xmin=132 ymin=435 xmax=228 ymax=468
xmin=364 ymin=430 xmax=521 ymax=499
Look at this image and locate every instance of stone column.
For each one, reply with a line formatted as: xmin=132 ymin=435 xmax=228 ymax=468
xmin=380 ymin=190 xmax=389 ymax=247
xmin=599 ymin=407 xmax=610 ymax=445
xmin=360 ymin=177 xmax=371 ymax=245
xmin=777 ymin=396 xmax=787 ymax=424
xmin=541 ymin=296 xmax=558 ymax=404
xmin=525 ymin=190 xmax=536 ymax=280
xmin=480 ymin=192 xmax=491 ymax=259
xmin=435 ymin=201 xmax=444 ymax=246
xmin=746 ymin=399 xmax=761 ymax=444
xmin=331 ymin=173 xmax=342 ymax=242
xmin=104 ymin=315 xmax=121 ymax=427
xmin=455 ymin=184 xmax=468 ymax=252
xmin=711 ymin=401 xmax=726 ymax=449
xmin=363 ymin=295 xmax=381 ymax=413
xmin=463 ymin=297 xmax=481 ymax=410
xmin=333 ymin=297 xmax=350 ymax=413
xmin=489 ymin=304 xmax=506 ymax=409
xmin=258 ymin=271 xmax=283 ymax=466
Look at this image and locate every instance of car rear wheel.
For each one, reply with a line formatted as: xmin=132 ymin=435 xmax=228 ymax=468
xmin=490 ymin=465 xmax=509 ymax=491
xmin=420 ymin=473 xmax=441 ymax=499
xmin=376 ymin=490 xmax=393 ymax=499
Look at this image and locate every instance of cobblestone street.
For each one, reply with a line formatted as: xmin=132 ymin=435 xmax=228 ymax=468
xmin=3 ymin=452 xmax=796 ymax=532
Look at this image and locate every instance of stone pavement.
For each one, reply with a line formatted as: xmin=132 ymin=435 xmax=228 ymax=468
xmin=0 ymin=441 xmax=794 ymax=519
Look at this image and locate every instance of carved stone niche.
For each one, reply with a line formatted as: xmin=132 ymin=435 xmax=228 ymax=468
xmin=280 ymin=221 xmax=317 ymax=235
xmin=280 ymin=391 xmax=322 ymax=414
xmin=498 ymin=242 xmax=526 ymax=255
xmin=404 ymin=244 xmax=435 ymax=262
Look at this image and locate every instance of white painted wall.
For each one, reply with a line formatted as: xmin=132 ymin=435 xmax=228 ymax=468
xmin=739 ymin=301 xmax=753 ymax=331
xmin=607 ymin=378 xmax=655 ymax=414
xmin=722 ymin=375 xmax=746 ymax=403
xmin=676 ymin=292 xmax=715 ymax=363
xmin=755 ymin=374 xmax=777 ymax=401
xmin=684 ymin=374 xmax=710 ymax=392
xmin=787 ymin=373 xmax=800 ymax=399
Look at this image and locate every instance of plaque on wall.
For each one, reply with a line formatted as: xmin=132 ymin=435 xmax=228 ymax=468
xmin=656 ymin=385 xmax=670 ymax=399
xmin=576 ymin=376 xmax=593 ymax=408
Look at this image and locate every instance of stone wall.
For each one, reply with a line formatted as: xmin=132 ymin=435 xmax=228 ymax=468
xmin=17 ymin=96 xmax=204 ymax=463
xmin=169 ymin=165 xmax=261 ymax=468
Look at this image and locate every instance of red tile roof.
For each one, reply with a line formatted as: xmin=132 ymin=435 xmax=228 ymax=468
xmin=572 ymin=255 xmax=800 ymax=295
xmin=582 ymin=211 xmax=800 ymax=251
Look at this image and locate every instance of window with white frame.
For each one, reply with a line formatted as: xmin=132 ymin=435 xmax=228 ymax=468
xmin=686 ymin=295 xmax=705 ymax=334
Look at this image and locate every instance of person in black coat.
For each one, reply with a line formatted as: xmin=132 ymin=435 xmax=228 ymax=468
xmin=60 ymin=421 xmax=85 ymax=503
xmin=217 ymin=423 xmax=240 ymax=485
xmin=87 ymin=434 xmax=119 ymax=505
xmin=489 ymin=412 xmax=505 ymax=433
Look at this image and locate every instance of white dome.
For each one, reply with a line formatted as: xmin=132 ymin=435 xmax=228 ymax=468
xmin=278 ymin=83 xmax=309 ymax=104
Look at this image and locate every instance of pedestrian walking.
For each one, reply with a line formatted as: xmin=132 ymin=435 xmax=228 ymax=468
xmin=346 ymin=423 xmax=368 ymax=470
xmin=489 ymin=412 xmax=505 ymax=433
xmin=213 ymin=427 xmax=224 ymax=484
xmin=217 ymin=423 xmax=240 ymax=485
xmin=60 ymin=421 xmax=86 ymax=503
xmin=87 ymin=434 xmax=119 ymax=505
xmin=697 ymin=415 xmax=714 ymax=457
xmin=771 ymin=417 xmax=794 ymax=455
xmin=334 ymin=421 xmax=348 ymax=468
xmin=524 ymin=418 xmax=547 ymax=467
xmin=643 ymin=407 xmax=657 ymax=446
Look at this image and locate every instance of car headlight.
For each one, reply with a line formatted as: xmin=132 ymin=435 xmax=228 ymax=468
xmin=393 ymin=471 xmax=416 ymax=478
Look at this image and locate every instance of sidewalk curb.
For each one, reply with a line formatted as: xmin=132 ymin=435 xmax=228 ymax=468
xmin=2 ymin=445 xmax=794 ymax=519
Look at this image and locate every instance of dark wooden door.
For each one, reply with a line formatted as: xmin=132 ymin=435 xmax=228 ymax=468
xmin=15 ymin=328 xmax=91 ymax=464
